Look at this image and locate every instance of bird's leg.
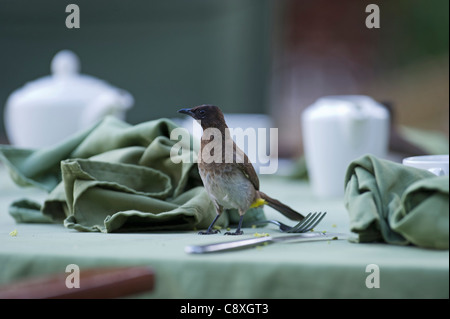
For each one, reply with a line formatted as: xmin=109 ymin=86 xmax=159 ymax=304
xmin=225 ymin=214 xmax=244 ymax=236
xmin=198 ymin=203 xmax=223 ymax=235
xmin=198 ymin=214 xmax=222 ymax=235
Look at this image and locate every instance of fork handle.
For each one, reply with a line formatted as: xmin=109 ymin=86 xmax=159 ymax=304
xmin=251 ymin=220 xmax=277 ymax=225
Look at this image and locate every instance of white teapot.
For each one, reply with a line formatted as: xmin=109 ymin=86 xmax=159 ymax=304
xmin=4 ymin=50 xmax=134 ymax=148
xmin=302 ymin=95 xmax=390 ymax=197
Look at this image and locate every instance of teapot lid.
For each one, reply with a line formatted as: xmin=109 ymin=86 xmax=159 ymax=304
xmin=6 ymin=50 xmax=122 ymax=107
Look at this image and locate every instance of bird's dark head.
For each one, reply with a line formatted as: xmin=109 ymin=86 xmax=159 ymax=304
xmin=178 ymin=104 xmax=226 ymax=129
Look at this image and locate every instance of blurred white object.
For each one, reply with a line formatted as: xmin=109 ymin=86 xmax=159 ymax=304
xmin=302 ymin=95 xmax=390 ymax=198
xmin=4 ymin=50 xmax=134 ymax=148
xmin=403 ymin=155 xmax=449 ymax=176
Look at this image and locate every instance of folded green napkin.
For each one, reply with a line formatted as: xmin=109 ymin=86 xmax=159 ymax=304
xmin=344 ymin=154 xmax=449 ymax=249
xmin=0 ymin=116 xmax=264 ymax=232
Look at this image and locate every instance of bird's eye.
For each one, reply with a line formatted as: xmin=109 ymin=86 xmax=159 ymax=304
xmin=198 ymin=110 xmax=206 ymax=116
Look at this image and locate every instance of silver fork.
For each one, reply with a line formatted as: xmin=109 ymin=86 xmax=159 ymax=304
xmin=252 ymin=212 xmax=327 ymax=233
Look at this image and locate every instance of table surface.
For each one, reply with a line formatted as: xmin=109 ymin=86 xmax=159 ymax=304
xmin=0 ymin=163 xmax=448 ymax=299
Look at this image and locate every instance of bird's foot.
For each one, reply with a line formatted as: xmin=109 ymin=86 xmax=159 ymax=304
xmin=198 ymin=229 xmax=220 ymax=235
xmin=224 ymin=230 xmax=244 ymax=236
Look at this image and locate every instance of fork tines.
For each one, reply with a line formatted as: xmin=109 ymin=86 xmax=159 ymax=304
xmin=288 ymin=212 xmax=327 ymax=233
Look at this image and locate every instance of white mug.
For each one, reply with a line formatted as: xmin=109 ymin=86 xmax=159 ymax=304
xmin=302 ymin=95 xmax=390 ymax=198
xmin=403 ymin=155 xmax=449 ymax=176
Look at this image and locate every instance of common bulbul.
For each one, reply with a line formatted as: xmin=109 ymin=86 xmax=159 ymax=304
xmin=178 ymin=105 xmax=305 ymax=235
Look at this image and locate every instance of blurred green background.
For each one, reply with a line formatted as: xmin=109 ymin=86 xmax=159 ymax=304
xmin=0 ymin=0 xmax=448 ymax=156
xmin=0 ymin=0 xmax=273 ymax=142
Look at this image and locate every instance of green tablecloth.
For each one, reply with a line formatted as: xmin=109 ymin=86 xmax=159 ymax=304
xmin=0 ymin=164 xmax=448 ymax=298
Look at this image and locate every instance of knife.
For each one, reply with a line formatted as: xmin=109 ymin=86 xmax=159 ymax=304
xmin=185 ymin=232 xmax=342 ymax=254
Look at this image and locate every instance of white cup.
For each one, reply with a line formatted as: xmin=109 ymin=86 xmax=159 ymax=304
xmin=402 ymin=155 xmax=449 ymax=176
xmin=302 ymin=95 xmax=390 ymax=198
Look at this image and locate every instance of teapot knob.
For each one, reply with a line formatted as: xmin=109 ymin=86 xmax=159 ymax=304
xmin=51 ymin=50 xmax=80 ymax=76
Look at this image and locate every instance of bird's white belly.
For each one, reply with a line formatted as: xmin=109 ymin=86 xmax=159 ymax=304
xmin=199 ymin=165 xmax=254 ymax=211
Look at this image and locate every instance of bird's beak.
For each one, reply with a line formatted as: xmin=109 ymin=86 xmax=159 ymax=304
xmin=178 ymin=108 xmax=195 ymax=117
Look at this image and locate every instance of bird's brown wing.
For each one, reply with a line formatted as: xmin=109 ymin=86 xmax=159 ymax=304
xmin=236 ymin=162 xmax=260 ymax=190
xmin=233 ymin=144 xmax=260 ymax=190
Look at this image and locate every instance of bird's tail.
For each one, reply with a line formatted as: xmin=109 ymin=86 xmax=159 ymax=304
xmin=257 ymin=191 xmax=305 ymax=221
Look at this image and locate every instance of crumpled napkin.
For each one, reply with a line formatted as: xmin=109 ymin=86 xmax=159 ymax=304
xmin=344 ymin=154 xmax=449 ymax=249
xmin=0 ymin=116 xmax=264 ymax=232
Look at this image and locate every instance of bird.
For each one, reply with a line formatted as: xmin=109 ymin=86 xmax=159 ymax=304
xmin=178 ymin=104 xmax=305 ymax=235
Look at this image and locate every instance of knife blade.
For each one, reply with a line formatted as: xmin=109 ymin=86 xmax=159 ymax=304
xmin=185 ymin=232 xmax=341 ymax=254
